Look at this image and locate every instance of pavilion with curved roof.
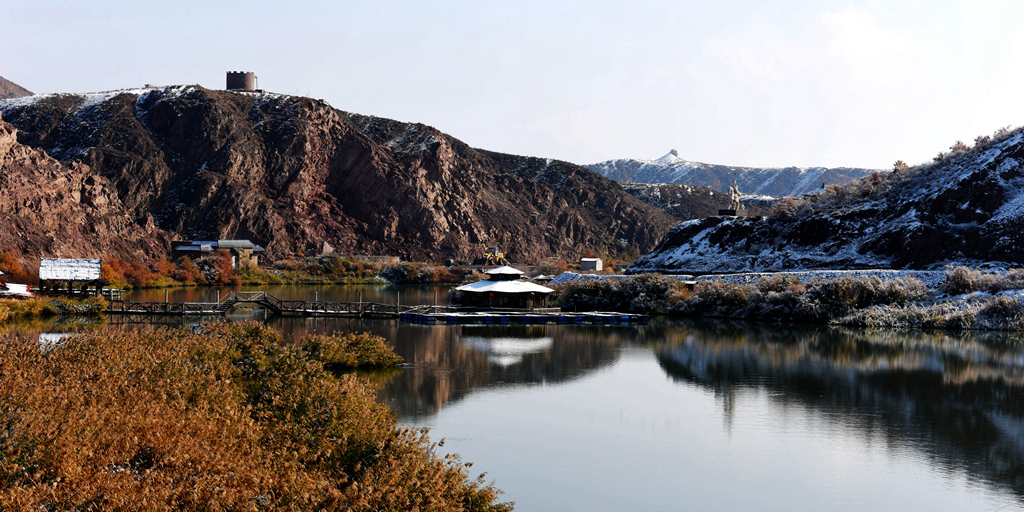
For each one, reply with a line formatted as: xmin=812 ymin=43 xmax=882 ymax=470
xmin=455 ymin=266 xmax=554 ymax=309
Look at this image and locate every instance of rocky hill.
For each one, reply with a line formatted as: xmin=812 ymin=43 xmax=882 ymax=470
xmin=621 ymin=183 xmax=771 ymax=221
xmin=588 ymin=149 xmax=879 ymax=197
xmin=0 ymin=86 xmax=675 ymax=262
xmin=0 ymin=77 xmax=32 ymax=99
xmin=0 ymin=119 xmax=169 ymax=260
xmin=630 ymin=131 xmax=1024 ymax=273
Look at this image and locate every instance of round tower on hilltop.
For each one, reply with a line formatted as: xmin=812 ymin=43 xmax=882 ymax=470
xmin=226 ymin=71 xmax=256 ymax=91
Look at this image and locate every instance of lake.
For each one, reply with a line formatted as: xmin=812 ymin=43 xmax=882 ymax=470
xmin=17 ymin=285 xmax=1024 ymax=511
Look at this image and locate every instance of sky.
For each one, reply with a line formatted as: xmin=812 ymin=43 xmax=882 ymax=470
xmin=4 ymin=0 xmax=1024 ymax=170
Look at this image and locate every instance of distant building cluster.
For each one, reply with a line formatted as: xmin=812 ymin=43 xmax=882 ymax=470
xmin=172 ymin=239 xmax=265 ymax=268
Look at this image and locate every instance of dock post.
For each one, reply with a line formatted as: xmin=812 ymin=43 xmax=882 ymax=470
xmin=165 ymin=290 xmax=168 ymax=304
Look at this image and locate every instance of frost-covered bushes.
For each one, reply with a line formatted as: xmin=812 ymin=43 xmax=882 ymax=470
xmin=806 ymin=276 xmax=929 ymax=318
xmin=942 ymin=266 xmax=999 ymax=295
xmin=554 ymin=269 xmax=1024 ymax=330
xmin=667 ymin=275 xmax=927 ymax=323
xmin=941 ymin=266 xmax=1024 ymax=295
xmin=838 ymin=294 xmax=1024 ymax=331
xmin=555 ymin=274 xmax=686 ymax=313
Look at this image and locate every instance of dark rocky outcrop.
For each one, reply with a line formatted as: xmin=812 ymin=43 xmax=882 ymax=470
xmin=631 ymin=132 xmax=1024 ymax=273
xmin=1 ymin=86 xmax=675 ymax=262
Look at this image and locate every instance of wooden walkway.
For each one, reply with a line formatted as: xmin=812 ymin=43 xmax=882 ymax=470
xmin=105 ymin=291 xmax=411 ymax=318
xmin=104 ymin=291 xmax=649 ymax=325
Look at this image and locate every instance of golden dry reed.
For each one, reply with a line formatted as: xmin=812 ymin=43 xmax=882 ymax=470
xmin=0 ymin=321 xmax=511 ymax=511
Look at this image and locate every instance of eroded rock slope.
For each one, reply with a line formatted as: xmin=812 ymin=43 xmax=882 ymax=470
xmin=1 ymin=86 xmax=675 ymax=261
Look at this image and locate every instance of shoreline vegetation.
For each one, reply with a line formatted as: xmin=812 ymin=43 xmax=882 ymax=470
xmin=0 ymin=321 xmax=511 ymax=511
xmin=0 ymin=251 xmax=473 ymax=290
xmin=554 ymin=266 xmax=1024 ymax=331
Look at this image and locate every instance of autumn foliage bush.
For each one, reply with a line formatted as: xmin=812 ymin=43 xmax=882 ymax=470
xmin=379 ymin=262 xmax=458 ymax=284
xmin=0 ymin=251 xmax=37 ymax=285
xmin=0 ymin=321 xmax=510 ymax=511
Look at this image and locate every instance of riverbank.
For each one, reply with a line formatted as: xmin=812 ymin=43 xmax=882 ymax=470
xmin=0 ymin=297 xmax=107 ymax=324
xmin=553 ymin=267 xmax=1024 ymax=330
xmin=96 ymin=255 xmax=470 ymax=289
xmin=0 ymin=321 xmax=510 ymax=511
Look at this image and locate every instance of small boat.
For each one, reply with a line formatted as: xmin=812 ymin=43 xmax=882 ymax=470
xmin=0 ymin=271 xmax=33 ymax=299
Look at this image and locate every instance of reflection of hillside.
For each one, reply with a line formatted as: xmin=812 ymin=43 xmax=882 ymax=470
xmin=655 ymin=320 xmax=1024 ymax=499
xmin=377 ymin=325 xmax=659 ymax=419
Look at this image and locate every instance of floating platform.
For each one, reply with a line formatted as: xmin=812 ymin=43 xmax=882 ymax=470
xmin=400 ymin=311 xmax=649 ymax=325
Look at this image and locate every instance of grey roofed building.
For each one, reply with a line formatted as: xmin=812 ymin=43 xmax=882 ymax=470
xmin=171 ymin=239 xmax=265 ymax=267
xmin=39 ymin=258 xmax=102 ymax=281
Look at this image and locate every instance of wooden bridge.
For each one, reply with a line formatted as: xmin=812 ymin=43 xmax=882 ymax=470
xmin=105 ymin=291 xmax=420 ymax=318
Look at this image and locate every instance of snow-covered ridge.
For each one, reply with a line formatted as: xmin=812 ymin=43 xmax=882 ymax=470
xmin=0 ymin=85 xmax=297 ymax=117
xmin=588 ymin=149 xmax=880 ymax=197
xmin=630 ymin=127 xmax=1024 ymax=273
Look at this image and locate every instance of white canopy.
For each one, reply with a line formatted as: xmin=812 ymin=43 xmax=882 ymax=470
xmin=485 ymin=265 xmax=525 ymax=276
xmin=39 ymin=258 xmax=101 ymax=281
xmin=456 ymin=280 xmax=554 ymax=294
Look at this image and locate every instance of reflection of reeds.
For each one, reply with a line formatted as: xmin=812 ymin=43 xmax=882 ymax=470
xmin=0 ymin=320 xmax=509 ymax=511
xmin=656 ymin=319 xmax=1024 ymax=388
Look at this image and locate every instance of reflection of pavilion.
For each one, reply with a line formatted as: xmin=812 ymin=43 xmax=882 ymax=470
xmin=462 ymin=335 xmax=554 ymax=366
xmin=454 ymin=266 xmax=554 ymax=309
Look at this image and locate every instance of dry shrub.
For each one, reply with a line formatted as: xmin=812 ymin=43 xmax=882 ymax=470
xmin=769 ymin=197 xmax=805 ymax=217
xmin=675 ymin=279 xmax=753 ymax=317
xmin=839 ymin=294 xmax=1024 ymax=331
xmin=942 ymin=266 xmax=999 ymax=295
xmin=379 ymin=262 xmax=457 ymax=284
xmin=0 ymin=321 xmax=510 ymax=511
xmin=556 ymin=274 xmax=684 ymax=313
xmin=533 ymin=259 xmax=568 ymax=277
xmin=302 ymin=331 xmax=405 ymax=369
xmin=806 ymin=275 xmax=928 ymax=317
xmin=0 ymin=298 xmax=61 ymax=323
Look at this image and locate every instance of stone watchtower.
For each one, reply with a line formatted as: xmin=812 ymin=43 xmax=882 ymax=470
xmin=226 ymin=71 xmax=256 ymax=91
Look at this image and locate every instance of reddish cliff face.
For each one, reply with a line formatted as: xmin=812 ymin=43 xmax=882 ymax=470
xmin=0 ymin=77 xmax=32 ymax=99
xmin=0 ymin=86 xmax=675 ymax=262
xmin=0 ymin=120 xmax=170 ymax=261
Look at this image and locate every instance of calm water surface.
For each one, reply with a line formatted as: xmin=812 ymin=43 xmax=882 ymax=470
xmin=13 ymin=284 xmax=1024 ymax=511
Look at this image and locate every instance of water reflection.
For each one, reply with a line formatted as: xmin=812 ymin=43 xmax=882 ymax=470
xmin=655 ymin=320 xmax=1024 ymax=500
xmin=8 ymin=283 xmax=1024 ymax=508
xmin=462 ymin=334 xmax=554 ymax=366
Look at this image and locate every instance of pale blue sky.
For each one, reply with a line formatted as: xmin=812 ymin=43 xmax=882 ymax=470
xmin=5 ymin=0 xmax=1023 ymax=169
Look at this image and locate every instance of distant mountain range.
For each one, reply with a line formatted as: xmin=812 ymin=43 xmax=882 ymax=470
xmin=0 ymin=77 xmax=32 ymax=99
xmin=587 ymin=150 xmax=880 ymax=197
xmin=621 ymin=183 xmax=771 ymax=221
xmin=630 ymin=131 xmax=1024 ymax=273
